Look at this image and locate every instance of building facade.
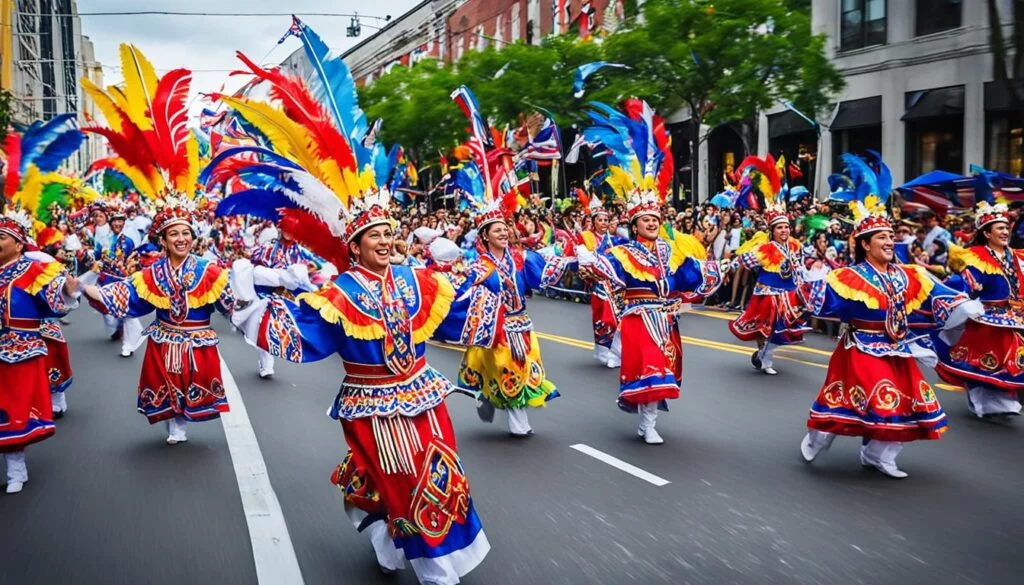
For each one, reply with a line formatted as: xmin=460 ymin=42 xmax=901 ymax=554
xmin=759 ymin=0 xmax=1022 ymax=198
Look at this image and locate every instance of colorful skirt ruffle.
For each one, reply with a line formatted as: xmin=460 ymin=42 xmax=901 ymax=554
xmin=618 ymin=312 xmax=682 ymax=412
xmin=43 ymin=337 xmax=72 ymax=394
xmin=458 ymin=331 xmax=558 ymax=410
xmin=331 ymin=402 xmax=489 ymax=571
xmin=728 ymin=291 xmax=809 ymax=345
xmin=935 ymin=320 xmax=1024 ymax=392
xmin=591 ymin=293 xmax=618 ymax=349
xmin=137 ymin=340 xmax=230 ymax=424
xmin=808 ymin=340 xmax=947 ymax=442
xmin=0 ymin=356 xmax=55 ymax=452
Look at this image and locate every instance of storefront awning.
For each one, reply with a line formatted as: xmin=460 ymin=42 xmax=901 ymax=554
xmin=902 ymin=86 xmax=964 ymax=121
xmin=830 ymin=96 xmax=881 ymax=131
xmin=768 ymin=110 xmax=816 ymax=138
xmin=985 ymin=81 xmax=1024 ymax=111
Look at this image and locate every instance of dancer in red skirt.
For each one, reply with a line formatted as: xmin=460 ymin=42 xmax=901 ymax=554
xmin=79 ymin=45 xmax=233 ymax=445
xmin=799 ymin=154 xmax=981 ymax=478
xmin=727 ymin=157 xmax=810 ymax=375
xmin=0 ymin=207 xmax=80 ymax=493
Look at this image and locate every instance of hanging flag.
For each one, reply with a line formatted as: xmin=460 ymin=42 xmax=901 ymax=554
xmin=572 ymin=62 xmax=631 ymax=98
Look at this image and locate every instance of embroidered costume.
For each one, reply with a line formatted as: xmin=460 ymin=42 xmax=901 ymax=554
xmin=209 ymin=20 xmax=488 ymax=584
xmin=727 ymin=157 xmax=810 ymax=374
xmin=935 ymin=202 xmax=1024 ymax=417
xmin=577 ymin=190 xmax=628 ymax=367
xmin=88 ymin=200 xmax=144 ymax=356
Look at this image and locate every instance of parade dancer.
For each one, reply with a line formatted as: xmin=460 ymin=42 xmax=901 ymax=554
xmin=576 ymin=189 xmax=627 ymax=368
xmin=1 ymin=207 xmax=80 ymax=493
xmin=246 ymin=233 xmax=323 ymax=378
xmin=798 ymin=156 xmax=981 ymax=478
xmin=209 ymin=22 xmax=489 ymax=583
xmin=79 ymin=45 xmax=232 ymax=445
xmin=935 ymin=201 xmax=1024 ymax=418
xmin=88 ymin=199 xmax=143 ymax=357
xmin=435 ymin=86 xmax=558 ymax=437
xmin=571 ymin=98 xmax=724 ymax=444
xmin=727 ymin=157 xmax=810 ymax=375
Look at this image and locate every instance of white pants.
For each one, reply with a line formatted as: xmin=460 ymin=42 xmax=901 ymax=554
xmin=166 ymin=416 xmax=188 ymax=441
xmin=861 ymin=439 xmax=903 ymax=468
xmin=104 ymin=315 xmax=143 ymax=354
xmin=759 ymin=342 xmax=777 ymax=369
xmin=51 ymin=391 xmax=67 ymax=413
xmin=364 ymin=517 xmax=486 ymax=585
xmin=638 ymin=402 xmax=659 ymax=431
xmin=594 ymin=331 xmax=622 ymax=367
xmin=967 ymin=385 xmax=1022 ymax=417
xmin=4 ymin=450 xmax=27 ymax=484
xmin=507 ymin=408 xmax=531 ymax=435
xmin=257 ymin=349 xmax=275 ymax=374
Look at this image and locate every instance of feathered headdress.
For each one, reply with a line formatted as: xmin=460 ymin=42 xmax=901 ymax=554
xmin=80 ymin=44 xmax=201 ymax=237
xmin=837 ymin=151 xmax=894 ymax=238
xmin=578 ymin=98 xmax=671 ymax=223
xmin=736 ymin=155 xmax=785 ymax=226
xmin=201 ymin=17 xmax=395 ymax=271
xmin=2 ymin=114 xmax=85 ymax=243
xmin=975 ymin=200 xmax=1010 ymax=230
xmin=574 ymin=187 xmax=608 ymax=218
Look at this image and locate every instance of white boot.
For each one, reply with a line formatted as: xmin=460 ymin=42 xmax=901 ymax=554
xmin=593 ymin=344 xmax=610 ymax=366
xmin=507 ymin=408 xmax=533 ymax=437
xmin=258 ymin=349 xmax=275 ymax=379
xmin=967 ymin=385 xmax=1022 ymax=418
xmin=51 ymin=391 xmax=68 ymax=418
xmin=637 ymin=402 xmax=663 ymax=444
xmin=860 ymin=440 xmax=907 ymax=478
xmin=605 ymin=331 xmax=622 ymax=369
xmin=5 ymin=450 xmax=27 ymax=494
xmin=760 ymin=342 xmax=778 ymax=375
xmin=799 ymin=429 xmax=835 ymax=462
xmin=365 ymin=519 xmax=405 ymax=574
xmin=120 ymin=317 xmax=143 ymax=357
xmin=166 ymin=416 xmax=188 ymax=445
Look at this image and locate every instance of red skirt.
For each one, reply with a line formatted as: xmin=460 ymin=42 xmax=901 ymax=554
xmin=137 ymin=340 xmax=230 ymax=424
xmin=729 ymin=291 xmax=809 ymax=344
xmin=936 ymin=320 xmax=1024 ymax=391
xmin=590 ymin=294 xmax=618 ymax=349
xmin=0 ymin=356 xmax=55 ymax=452
xmin=43 ymin=337 xmax=73 ymax=393
xmin=332 ymin=403 xmax=481 ymax=552
xmin=808 ymin=341 xmax=947 ymax=442
xmin=618 ymin=313 xmax=682 ymax=410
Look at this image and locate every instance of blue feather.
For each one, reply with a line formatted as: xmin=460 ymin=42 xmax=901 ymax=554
xmin=295 ymin=19 xmax=368 ymax=147
xmin=865 ymin=150 xmax=892 ymax=199
xmin=216 ymin=189 xmax=296 ymax=221
xmin=200 ymin=146 xmax=303 ymax=186
xmin=19 ymin=114 xmax=83 ymax=174
xmin=840 ymin=153 xmax=884 ymax=203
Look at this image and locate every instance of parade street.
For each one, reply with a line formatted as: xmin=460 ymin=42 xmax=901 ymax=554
xmin=0 ymin=296 xmax=1018 ymax=585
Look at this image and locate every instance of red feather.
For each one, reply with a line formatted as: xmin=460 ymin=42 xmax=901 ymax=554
xmin=575 ymin=187 xmax=590 ymax=210
xmin=4 ymin=132 xmax=22 ymax=199
xmin=234 ymin=52 xmax=356 ymax=172
xmin=278 ymin=208 xmax=350 ymax=273
xmin=500 ymin=188 xmax=518 ymax=219
xmin=620 ymin=98 xmax=644 ymax=121
xmin=737 ymin=155 xmax=782 ymax=195
xmin=653 ymin=113 xmax=673 ymax=198
xmin=151 ymin=68 xmax=193 ymax=184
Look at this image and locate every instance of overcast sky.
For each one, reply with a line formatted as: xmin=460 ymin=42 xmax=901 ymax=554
xmin=79 ymin=1 xmax=418 ymax=109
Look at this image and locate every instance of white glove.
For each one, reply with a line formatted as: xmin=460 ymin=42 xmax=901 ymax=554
xmin=282 ymin=263 xmax=315 ymax=292
xmin=575 ymin=245 xmax=598 ymax=266
xmin=231 ymin=259 xmax=258 ymax=302
xmin=429 ymin=237 xmax=462 ymax=263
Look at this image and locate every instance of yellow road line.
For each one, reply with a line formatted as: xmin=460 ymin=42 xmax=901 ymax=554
xmin=684 ymin=310 xmax=835 ymax=356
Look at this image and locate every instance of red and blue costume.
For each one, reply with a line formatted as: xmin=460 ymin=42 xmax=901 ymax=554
xmin=580 ymin=229 xmax=628 ymax=363
xmin=729 ymin=238 xmax=810 ymax=347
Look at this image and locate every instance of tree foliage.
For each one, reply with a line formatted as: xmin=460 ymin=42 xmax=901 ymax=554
xmin=986 ymin=0 xmax=1024 ymax=110
xmin=358 ymin=0 xmax=842 ymax=163
xmin=0 ymin=88 xmax=13 ymax=143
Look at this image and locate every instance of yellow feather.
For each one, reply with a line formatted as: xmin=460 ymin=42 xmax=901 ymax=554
xmin=80 ymin=77 xmax=123 ymax=132
xmin=317 ymin=159 xmax=353 ymax=205
xmin=108 ymin=85 xmax=130 ymax=113
xmin=218 ymin=96 xmax=321 ymax=177
xmin=357 ymin=168 xmax=376 ymax=195
xmin=118 ymin=44 xmax=158 ymax=131
xmin=173 ymin=134 xmax=200 ymax=194
xmin=736 ymin=231 xmax=769 ymax=256
xmin=114 ymin=158 xmax=162 ymax=200
xmin=606 ymin=166 xmax=635 ymax=198
xmin=13 ymin=166 xmax=44 ymax=215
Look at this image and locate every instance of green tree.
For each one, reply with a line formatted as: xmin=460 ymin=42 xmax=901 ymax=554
xmin=603 ymin=0 xmax=843 ymax=200
xmin=0 ymin=88 xmax=13 ymax=142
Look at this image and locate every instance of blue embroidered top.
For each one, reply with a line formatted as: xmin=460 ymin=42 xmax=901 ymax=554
xmin=0 ymin=257 xmax=76 ymax=363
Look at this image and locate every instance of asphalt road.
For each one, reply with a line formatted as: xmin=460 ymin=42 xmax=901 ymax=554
xmin=2 ymin=296 xmax=1022 ymax=585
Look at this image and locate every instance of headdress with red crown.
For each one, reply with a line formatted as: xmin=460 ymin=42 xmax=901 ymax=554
xmin=574 ymin=187 xmax=609 ymax=218
xmin=833 ymin=151 xmax=894 ymax=238
xmin=199 ymin=17 xmax=407 ymax=272
xmin=1 ymin=113 xmax=85 ymax=245
xmin=577 ymin=97 xmax=673 ymax=226
xmin=737 ymin=155 xmax=786 ymax=226
xmin=103 ymin=197 xmax=128 ymax=220
xmin=975 ymin=200 xmax=1010 ymax=230
xmin=80 ymin=44 xmax=202 ymax=239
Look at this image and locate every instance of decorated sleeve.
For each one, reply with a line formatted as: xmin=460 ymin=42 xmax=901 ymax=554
xmin=736 ymin=250 xmax=761 ymax=271
xmin=28 ymin=263 xmax=78 ymax=318
xmin=97 ymin=278 xmax=155 ymax=319
xmin=808 ymin=279 xmax=845 ymax=319
xmin=230 ymin=291 xmax=344 ymax=364
xmin=672 ymin=257 xmax=724 ymax=298
xmin=918 ymin=269 xmax=982 ymax=330
xmin=433 ymin=283 xmax=502 ymax=348
xmin=520 ymin=249 xmax=547 ymax=290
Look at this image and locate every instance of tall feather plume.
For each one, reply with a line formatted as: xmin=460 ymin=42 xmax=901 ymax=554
xmin=737 ymin=156 xmax=782 ymax=197
xmin=4 ymin=133 xmax=22 ymax=199
xmin=17 ymin=114 xmax=83 ymax=174
xmin=81 ymin=78 xmax=124 ymax=132
xmin=119 ymin=44 xmax=159 ymax=131
xmin=839 ymin=153 xmax=885 ymax=204
xmin=151 ymin=68 xmax=193 ymax=189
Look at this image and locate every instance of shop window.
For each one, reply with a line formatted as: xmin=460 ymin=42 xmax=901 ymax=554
xmin=840 ymin=0 xmax=886 ymax=51
xmin=915 ymin=0 xmax=962 ymax=37
xmin=906 ymin=119 xmax=964 ymax=176
xmin=832 ymin=126 xmax=882 ymax=172
xmin=986 ymin=112 xmax=1024 ymax=176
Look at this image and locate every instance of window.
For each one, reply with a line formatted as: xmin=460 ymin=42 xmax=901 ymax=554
xmin=511 ymin=7 xmax=521 ymax=41
xmin=494 ymin=15 xmax=504 ymax=49
xmin=915 ymin=0 xmax=961 ymax=36
xmin=840 ymin=0 xmax=886 ymax=51
xmin=476 ymin=25 xmax=488 ymax=50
